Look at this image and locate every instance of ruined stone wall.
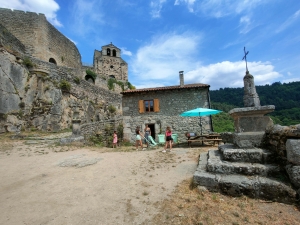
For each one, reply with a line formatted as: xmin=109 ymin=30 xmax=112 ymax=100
xmin=0 ymin=48 xmax=122 ymax=133
xmin=0 ymin=8 xmax=81 ymax=68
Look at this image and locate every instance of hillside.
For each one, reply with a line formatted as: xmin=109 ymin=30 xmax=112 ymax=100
xmin=210 ymin=81 xmax=300 ymax=127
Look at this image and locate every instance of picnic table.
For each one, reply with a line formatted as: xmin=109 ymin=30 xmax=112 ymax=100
xmin=187 ymin=134 xmax=222 ymax=147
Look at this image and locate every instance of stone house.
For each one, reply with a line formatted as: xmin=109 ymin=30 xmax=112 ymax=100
xmin=121 ymin=72 xmax=214 ymax=143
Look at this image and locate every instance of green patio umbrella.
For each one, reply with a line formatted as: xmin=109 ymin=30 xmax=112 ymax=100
xmin=180 ymin=108 xmax=222 ymax=136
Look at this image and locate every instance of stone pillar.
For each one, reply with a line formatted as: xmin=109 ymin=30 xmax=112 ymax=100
xmin=179 ymin=71 xmax=184 ymax=87
xmin=72 ymin=108 xmax=81 ymax=136
xmin=243 ymin=71 xmax=260 ymax=107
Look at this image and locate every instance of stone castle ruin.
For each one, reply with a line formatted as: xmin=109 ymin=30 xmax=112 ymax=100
xmin=0 ymin=8 xmax=128 ymax=135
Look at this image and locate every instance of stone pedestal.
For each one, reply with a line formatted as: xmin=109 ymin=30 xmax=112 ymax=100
xmin=229 ymin=105 xmax=275 ymax=133
xmin=229 ymin=105 xmax=275 ymax=148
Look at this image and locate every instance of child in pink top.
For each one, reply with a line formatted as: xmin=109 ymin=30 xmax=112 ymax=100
xmin=112 ymin=131 xmax=118 ymax=148
xmin=162 ymin=126 xmax=173 ymax=152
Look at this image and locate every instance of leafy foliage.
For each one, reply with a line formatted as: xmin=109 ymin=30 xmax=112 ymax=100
xmin=86 ymin=69 xmax=97 ymax=80
xmin=210 ymin=81 xmax=300 ymax=126
xmin=126 ymin=81 xmax=136 ymax=90
xmin=212 ymin=113 xmax=235 ymax=133
xmin=108 ymin=105 xmax=116 ymax=114
xmin=22 ymin=57 xmax=34 ymax=68
xmin=73 ymin=76 xmax=80 ymax=84
xmin=59 ymin=80 xmax=71 ymax=92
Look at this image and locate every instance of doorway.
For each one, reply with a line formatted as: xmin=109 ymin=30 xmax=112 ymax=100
xmin=147 ymin=124 xmax=155 ymax=140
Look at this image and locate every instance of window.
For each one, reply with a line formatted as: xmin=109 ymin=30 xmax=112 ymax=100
xmin=145 ymin=100 xmax=154 ymax=112
xmin=113 ymin=49 xmax=116 ymax=57
xmin=139 ymin=99 xmax=159 ymax=113
xmin=107 ymin=48 xmax=111 ymax=56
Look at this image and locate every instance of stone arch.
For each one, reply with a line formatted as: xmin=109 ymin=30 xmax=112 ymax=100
xmin=49 ymin=58 xmax=57 ymax=65
xmin=109 ymin=75 xmax=116 ymax=79
xmin=113 ymin=49 xmax=116 ymax=57
xmin=107 ymin=48 xmax=111 ymax=56
xmin=85 ymin=75 xmax=95 ymax=84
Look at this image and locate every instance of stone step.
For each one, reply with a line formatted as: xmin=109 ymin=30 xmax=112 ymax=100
xmin=219 ymin=144 xmax=275 ymax=163
xmin=194 ymin=153 xmax=297 ymax=203
xmin=207 ymin=150 xmax=281 ymax=176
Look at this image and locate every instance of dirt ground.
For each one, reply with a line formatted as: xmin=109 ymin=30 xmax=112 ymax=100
xmin=1 ymin=132 xmax=300 ymax=225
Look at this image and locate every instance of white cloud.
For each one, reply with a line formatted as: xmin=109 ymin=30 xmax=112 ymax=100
xmin=0 ymin=0 xmax=62 ymax=27
xmin=174 ymin=0 xmax=196 ymax=12
xmin=276 ymin=10 xmax=300 ymax=33
xmin=184 ymin=61 xmax=282 ymax=90
xmin=130 ymin=31 xmax=203 ymax=88
xmin=121 ymin=47 xmax=132 ymax=56
xmin=150 ymin=0 xmax=167 ymax=18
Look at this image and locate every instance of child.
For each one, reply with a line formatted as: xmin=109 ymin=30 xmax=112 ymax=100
xmin=162 ymin=126 xmax=173 ymax=152
xmin=135 ymin=126 xmax=145 ymax=151
xmin=112 ymin=130 xmax=118 ymax=148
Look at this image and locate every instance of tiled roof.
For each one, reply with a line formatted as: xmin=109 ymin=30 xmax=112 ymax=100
xmin=121 ymin=83 xmax=210 ymax=94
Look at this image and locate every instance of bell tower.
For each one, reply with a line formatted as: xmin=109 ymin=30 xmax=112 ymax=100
xmin=93 ymin=42 xmax=128 ymax=81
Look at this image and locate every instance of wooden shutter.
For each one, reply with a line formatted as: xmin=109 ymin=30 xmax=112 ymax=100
xmin=154 ymin=99 xmax=160 ymax=112
xmin=139 ymin=100 xmax=144 ymax=113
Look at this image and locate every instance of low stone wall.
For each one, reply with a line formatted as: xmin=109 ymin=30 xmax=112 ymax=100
xmin=80 ymin=117 xmax=123 ymax=140
xmin=265 ymin=124 xmax=300 ymax=165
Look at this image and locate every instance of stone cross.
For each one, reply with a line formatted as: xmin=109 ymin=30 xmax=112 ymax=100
xmin=242 ymin=47 xmax=249 ymax=72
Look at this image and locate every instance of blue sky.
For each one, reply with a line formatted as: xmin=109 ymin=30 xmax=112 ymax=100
xmin=1 ymin=0 xmax=300 ymax=90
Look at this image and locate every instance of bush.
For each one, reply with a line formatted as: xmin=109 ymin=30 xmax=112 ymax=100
xmin=22 ymin=57 xmax=34 ymax=68
xmin=108 ymin=105 xmax=116 ymax=114
xmin=73 ymin=76 xmax=80 ymax=84
xmin=59 ymin=80 xmax=71 ymax=92
xmin=19 ymin=102 xmax=25 ymax=108
xmin=127 ymin=81 xmax=136 ymax=90
xmin=107 ymin=78 xmax=115 ymax=90
xmin=86 ymin=69 xmax=97 ymax=80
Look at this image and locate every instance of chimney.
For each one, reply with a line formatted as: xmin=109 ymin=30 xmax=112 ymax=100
xmin=179 ymin=71 xmax=184 ymax=87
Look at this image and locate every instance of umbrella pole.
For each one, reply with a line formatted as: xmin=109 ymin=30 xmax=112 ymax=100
xmin=200 ymin=117 xmax=203 ymax=145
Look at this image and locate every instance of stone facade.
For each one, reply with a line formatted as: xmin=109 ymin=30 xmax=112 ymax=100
xmin=93 ymin=43 xmax=128 ymax=81
xmin=122 ymin=80 xmax=211 ymax=143
xmin=0 ymin=8 xmax=81 ymax=68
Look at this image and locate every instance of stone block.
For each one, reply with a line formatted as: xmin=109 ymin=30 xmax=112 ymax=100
xmin=286 ymin=139 xmax=300 ymax=165
xmin=236 ymin=116 xmax=273 ymax=132
xmin=233 ymin=132 xmax=265 ymax=148
xmin=286 ymin=164 xmax=300 ymax=189
xmin=193 ymin=170 xmax=219 ymax=191
xmin=219 ymin=174 xmax=258 ymax=197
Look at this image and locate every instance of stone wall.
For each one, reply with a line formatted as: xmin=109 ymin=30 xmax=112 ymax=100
xmin=0 ymin=47 xmax=122 ymax=133
xmin=80 ymin=117 xmax=123 ymax=139
xmin=0 ymin=8 xmax=81 ymax=68
xmin=122 ymin=87 xmax=212 ymax=142
xmin=265 ymin=124 xmax=300 ymax=165
xmin=0 ymin=23 xmax=25 ymax=54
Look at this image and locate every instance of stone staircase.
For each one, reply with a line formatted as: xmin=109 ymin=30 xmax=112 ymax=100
xmin=193 ymin=144 xmax=297 ymax=203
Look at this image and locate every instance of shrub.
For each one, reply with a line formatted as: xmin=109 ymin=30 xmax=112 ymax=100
xmin=107 ymin=78 xmax=115 ymax=90
xmin=73 ymin=76 xmax=80 ymax=84
xmin=25 ymin=85 xmax=30 ymax=92
xmin=19 ymin=102 xmax=25 ymax=108
xmin=86 ymin=69 xmax=97 ymax=80
xmin=108 ymin=105 xmax=116 ymax=114
xmin=59 ymin=80 xmax=71 ymax=92
xmin=22 ymin=57 xmax=34 ymax=68
xmin=127 ymin=81 xmax=136 ymax=90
